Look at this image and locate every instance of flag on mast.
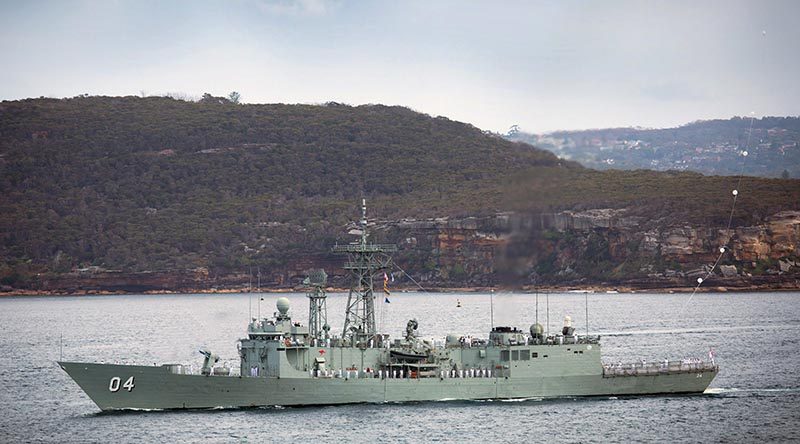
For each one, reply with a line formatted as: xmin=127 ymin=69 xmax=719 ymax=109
xmin=383 ymin=272 xmax=390 ymax=302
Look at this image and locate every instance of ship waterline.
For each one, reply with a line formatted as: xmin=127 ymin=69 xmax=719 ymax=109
xmin=59 ymin=355 xmax=716 ymax=411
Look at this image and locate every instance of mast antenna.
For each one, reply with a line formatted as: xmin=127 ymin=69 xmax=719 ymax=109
xmin=305 ymin=269 xmax=329 ymax=342
xmin=360 ymin=198 xmax=368 ymax=246
xmin=535 ymin=280 xmax=539 ymax=326
xmin=490 ymin=289 xmax=495 ymax=330
xmin=585 ymin=292 xmax=589 ymax=337
xmin=248 ymin=266 xmax=252 ymax=320
xmin=333 ymin=199 xmax=396 ymax=345
xmin=546 ymin=291 xmax=550 ymax=338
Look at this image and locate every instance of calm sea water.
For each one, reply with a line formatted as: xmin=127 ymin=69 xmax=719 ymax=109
xmin=1 ymin=291 xmax=799 ymax=443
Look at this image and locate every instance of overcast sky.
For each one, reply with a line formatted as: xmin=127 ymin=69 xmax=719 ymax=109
xmin=1 ymin=0 xmax=798 ymax=133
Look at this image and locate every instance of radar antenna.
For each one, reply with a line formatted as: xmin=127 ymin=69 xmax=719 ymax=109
xmin=304 ymin=269 xmax=329 ymax=341
xmin=333 ymin=199 xmax=397 ymax=345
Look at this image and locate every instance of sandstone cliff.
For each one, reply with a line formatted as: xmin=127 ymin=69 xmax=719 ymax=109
xmin=367 ymin=209 xmax=800 ymax=290
xmin=9 ymin=209 xmax=796 ymax=295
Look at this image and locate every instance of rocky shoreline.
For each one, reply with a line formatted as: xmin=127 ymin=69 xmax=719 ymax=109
xmin=3 ymin=209 xmax=798 ymax=298
xmin=3 ymin=280 xmax=797 ymax=297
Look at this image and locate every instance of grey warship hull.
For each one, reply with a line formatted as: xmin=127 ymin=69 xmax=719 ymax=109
xmin=59 ymin=202 xmax=719 ymax=412
xmin=59 ymin=358 xmax=717 ymax=411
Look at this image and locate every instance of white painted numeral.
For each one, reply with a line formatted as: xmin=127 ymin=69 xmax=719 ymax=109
xmin=109 ymin=376 xmax=135 ymax=392
xmin=109 ymin=377 xmax=121 ymax=392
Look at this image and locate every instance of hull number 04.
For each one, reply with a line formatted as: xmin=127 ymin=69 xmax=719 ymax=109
xmin=108 ymin=376 xmax=135 ymax=392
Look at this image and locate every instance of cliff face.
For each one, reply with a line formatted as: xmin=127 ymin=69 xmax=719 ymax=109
xmin=368 ymin=209 xmax=800 ymax=289
xmin=637 ymin=211 xmax=799 ymax=265
xmin=9 ymin=209 xmax=797 ymax=294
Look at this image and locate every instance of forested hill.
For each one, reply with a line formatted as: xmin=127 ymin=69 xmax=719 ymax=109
xmin=0 ymin=96 xmax=565 ymax=278
xmin=1 ymin=96 xmax=798 ymax=291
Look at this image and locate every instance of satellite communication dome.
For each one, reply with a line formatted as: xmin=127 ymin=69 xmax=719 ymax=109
xmin=276 ymin=297 xmax=290 ymax=315
xmin=530 ymin=323 xmax=544 ymax=337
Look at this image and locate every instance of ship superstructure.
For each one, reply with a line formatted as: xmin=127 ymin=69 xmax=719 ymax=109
xmin=333 ymin=199 xmax=396 ymax=344
xmin=59 ymin=202 xmax=718 ymax=411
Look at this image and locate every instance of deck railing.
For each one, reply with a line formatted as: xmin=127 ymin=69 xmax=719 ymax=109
xmin=602 ymin=359 xmax=718 ymax=377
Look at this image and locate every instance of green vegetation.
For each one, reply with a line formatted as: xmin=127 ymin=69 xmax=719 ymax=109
xmin=1 ymin=96 xmax=798 ymax=287
xmin=500 ymin=167 xmax=799 ymax=228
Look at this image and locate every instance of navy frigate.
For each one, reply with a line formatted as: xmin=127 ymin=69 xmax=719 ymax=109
xmin=59 ymin=200 xmax=718 ymax=411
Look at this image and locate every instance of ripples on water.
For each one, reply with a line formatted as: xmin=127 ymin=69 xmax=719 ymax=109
xmin=1 ymin=291 xmax=798 ymax=443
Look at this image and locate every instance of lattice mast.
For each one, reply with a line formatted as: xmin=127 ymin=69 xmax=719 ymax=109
xmin=333 ymin=199 xmax=396 ymax=345
xmin=304 ymin=269 xmax=329 ymax=341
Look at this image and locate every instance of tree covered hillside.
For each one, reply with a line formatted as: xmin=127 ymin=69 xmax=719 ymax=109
xmin=1 ymin=96 xmax=798 ymax=289
xmin=0 ymin=96 xmax=564 ymax=281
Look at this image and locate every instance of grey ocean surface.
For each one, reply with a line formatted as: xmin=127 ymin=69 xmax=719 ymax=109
xmin=1 ymin=291 xmax=798 ymax=443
